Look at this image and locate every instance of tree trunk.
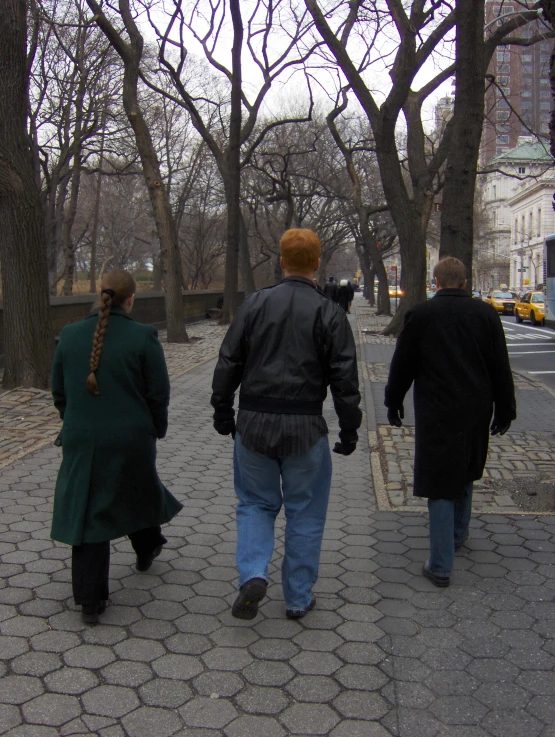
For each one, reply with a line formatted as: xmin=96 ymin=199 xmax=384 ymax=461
xmin=61 ymin=159 xmax=82 ymax=296
xmin=439 ymin=0 xmax=485 ymax=291
xmin=87 ymin=0 xmax=188 ymax=342
xmin=0 ymin=0 xmax=53 ymax=389
xmin=239 ymin=211 xmax=256 ymax=294
xmin=221 ymin=0 xmax=243 ymax=323
xmin=89 ymin=111 xmax=107 ymax=293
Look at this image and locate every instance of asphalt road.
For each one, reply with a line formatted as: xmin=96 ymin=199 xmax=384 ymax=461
xmin=501 ymin=315 xmax=555 ymax=391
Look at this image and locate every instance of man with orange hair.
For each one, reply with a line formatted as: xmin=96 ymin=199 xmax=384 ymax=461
xmin=211 ymin=228 xmax=361 ymax=620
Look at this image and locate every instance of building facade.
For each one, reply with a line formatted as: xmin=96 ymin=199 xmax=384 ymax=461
xmin=482 ymin=1 xmax=553 ymax=164
xmin=477 ymin=141 xmax=553 ymax=290
xmin=508 ymin=176 xmax=555 ymax=290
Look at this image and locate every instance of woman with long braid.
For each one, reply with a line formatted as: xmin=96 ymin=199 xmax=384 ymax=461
xmin=51 ymin=269 xmax=183 ymax=624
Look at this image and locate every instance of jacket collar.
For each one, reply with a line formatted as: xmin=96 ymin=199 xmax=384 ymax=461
xmin=435 ymin=288 xmax=471 ymax=298
xmin=87 ymin=306 xmax=135 ymax=320
xmin=281 ymin=276 xmax=317 ymax=290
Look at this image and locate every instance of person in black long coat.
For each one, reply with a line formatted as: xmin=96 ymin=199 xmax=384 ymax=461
xmin=337 ymin=280 xmax=351 ymax=312
xmin=385 ymin=257 xmax=516 ymax=587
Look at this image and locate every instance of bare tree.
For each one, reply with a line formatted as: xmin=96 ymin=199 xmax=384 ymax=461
xmin=86 ymin=0 xmax=188 ymax=341
xmin=0 ymin=0 xmax=52 ymax=389
xmin=141 ymin=0 xmax=317 ymax=320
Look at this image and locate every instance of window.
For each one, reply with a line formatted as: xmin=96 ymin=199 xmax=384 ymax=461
xmin=518 ymin=167 xmax=526 ymax=174
xmin=514 ymin=219 xmax=518 ymax=240
xmin=498 ymin=100 xmax=509 ymax=109
xmin=521 ymin=215 xmax=525 ymax=241
xmin=498 ymin=76 xmax=509 ymax=86
xmin=541 ymin=102 xmax=551 ymax=110
xmin=498 ymin=51 xmax=510 ymax=61
xmin=537 ymin=209 xmax=542 ymax=237
xmin=541 ymin=111 xmax=551 ymax=120
xmin=493 ymin=185 xmax=497 ymax=199
xmin=541 ymin=78 xmax=550 ymax=86
xmin=523 ymin=65 xmax=533 ymax=75
xmin=497 ymin=64 xmax=510 ymax=73
xmin=522 ymin=90 xmax=532 ymax=98
xmin=522 ymin=101 xmax=532 ymax=109
xmin=522 ymin=54 xmax=532 ymax=62
xmin=492 ymin=211 xmax=497 ymax=227
xmin=541 ymin=90 xmax=551 ymax=99
xmin=497 ymin=110 xmax=510 ymax=120
xmin=497 ymin=135 xmax=509 ymax=144
xmin=497 ymin=123 xmax=509 ymax=132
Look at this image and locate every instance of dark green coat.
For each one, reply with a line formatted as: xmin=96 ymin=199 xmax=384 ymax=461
xmin=51 ymin=308 xmax=182 ymax=546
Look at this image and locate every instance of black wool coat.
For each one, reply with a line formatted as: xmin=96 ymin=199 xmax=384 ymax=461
xmin=384 ymin=289 xmax=516 ymax=500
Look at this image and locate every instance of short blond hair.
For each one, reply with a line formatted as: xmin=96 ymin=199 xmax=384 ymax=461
xmin=433 ymin=257 xmax=466 ymax=288
xmin=280 ymin=229 xmax=321 ymax=274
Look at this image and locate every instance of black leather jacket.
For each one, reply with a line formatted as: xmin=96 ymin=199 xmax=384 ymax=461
xmin=211 ymin=276 xmax=362 ymax=431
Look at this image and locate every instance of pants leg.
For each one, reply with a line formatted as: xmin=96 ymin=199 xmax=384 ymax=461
xmin=427 ymin=498 xmax=455 ymax=577
xmin=280 ymin=436 xmax=332 ymax=611
xmin=72 ymin=541 xmax=110 ymax=605
xmin=128 ymin=526 xmax=167 ymax=558
xmin=454 ymin=482 xmax=473 ymax=546
xmin=234 ymin=434 xmax=282 ymax=587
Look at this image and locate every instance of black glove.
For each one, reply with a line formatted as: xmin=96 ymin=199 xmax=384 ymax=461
xmin=490 ymin=418 xmax=511 ymax=436
xmin=214 ymin=419 xmax=236 ymax=438
xmin=333 ymin=429 xmax=358 ymax=456
xmin=387 ymin=405 xmax=404 ymax=428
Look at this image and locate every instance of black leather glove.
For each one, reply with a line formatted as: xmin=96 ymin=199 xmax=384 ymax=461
xmin=333 ymin=429 xmax=358 ymax=456
xmin=387 ymin=405 xmax=404 ymax=428
xmin=490 ymin=418 xmax=511 ymax=436
xmin=214 ymin=419 xmax=236 ymax=438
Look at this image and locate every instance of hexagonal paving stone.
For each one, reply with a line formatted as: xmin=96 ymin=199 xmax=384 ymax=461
xmin=140 ymin=678 xmax=192 ymax=708
xmin=201 ymin=647 xmax=253 ymax=671
xmin=0 ymin=675 xmax=44 ymax=704
xmin=280 ymin=703 xmax=340 ymax=735
xmin=333 ymin=691 xmax=389 ymax=721
xmin=285 ymin=675 xmax=341 ymax=703
xmin=44 ymin=667 xmax=99 ymax=695
xmin=194 ymin=671 xmax=244 ymax=698
xmin=153 ymin=653 xmax=204 ymax=680
xmin=224 ymin=715 xmax=286 ymax=737
xmin=242 ymin=661 xmax=295 ymax=687
xmin=114 ymin=637 xmax=166 ymax=662
xmin=235 ymin=686 xmax=289 ymax=715
xmin=22 ymin=693 xmax=82 ymax=726
xmin=101 ymin=660 xmax=154 ymax=687
xmin=180 ymin=696 xmax=238 ymax=729
xmin=81 ymin=685 xmax=140 ymax=718
xmin=63 ymin=644 xmax=116 ymax=669
xmin=122 ymin=706 xmax=183 ymax=737
xmin=335 ymin=664 xmax=388 ymax=691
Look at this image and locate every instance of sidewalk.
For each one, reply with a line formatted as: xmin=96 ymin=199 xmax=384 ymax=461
xmin=0 ymin=304 xmax=554 ymax=736
xmin=356 ymin=298 xmax=555 ymax=515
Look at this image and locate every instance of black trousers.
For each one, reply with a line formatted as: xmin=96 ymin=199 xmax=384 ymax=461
xmin=72 ymin=526 xmax=166 ymax=605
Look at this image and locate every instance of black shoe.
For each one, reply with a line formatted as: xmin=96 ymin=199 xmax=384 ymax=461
xmin=455 ymin=536 xmax=468 ymax=551
xmin=136 ymin=545 xmax=163 ymax=572
xmin=81 ymin=600 xmax=107 ymax=625
xmin=232 ymin=578 xmax=267 ymax=620
xmin=286 ymin=596 xmax=316 ymax=620
xmin=422 ymin=563 xmax=450 ymax=588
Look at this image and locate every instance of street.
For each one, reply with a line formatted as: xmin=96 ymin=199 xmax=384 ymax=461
xmin=501 ymin=315 xmax=555 ymax=391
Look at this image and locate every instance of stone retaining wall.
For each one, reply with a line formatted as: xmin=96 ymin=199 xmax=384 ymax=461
xmin=0 ymin=289 xmax=241 ymax=358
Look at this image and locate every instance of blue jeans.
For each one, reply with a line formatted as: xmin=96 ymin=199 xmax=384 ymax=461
xmin=427 ymin=482 xmax=473 ymax=577
xmin=234 ymin=434 xmax=332 ymax=612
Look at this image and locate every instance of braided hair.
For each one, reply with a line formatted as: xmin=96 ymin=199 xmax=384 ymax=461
xmin=86 ymin=269 xmax=137 ymax=395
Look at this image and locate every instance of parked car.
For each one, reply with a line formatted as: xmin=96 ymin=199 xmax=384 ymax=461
xmin=515 ymin=291 xmax=546 ymax=326
xmin=484 ymin=290 xmax=517 ymax=315
xmin=472 ymin=290 xmax=482 ymax=300
xmin=388 ymin=287 xmax=404 ymax=297
xmin=426 ymin=290 xmax=436 ymax=299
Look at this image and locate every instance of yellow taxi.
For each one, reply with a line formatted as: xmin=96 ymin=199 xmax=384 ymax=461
xmin=388 ymin=287 xmax=404 ymax=297
xmin=515 ymin=291 xmax=546 ymax=326
xmin=484 ymin=289 xmax=517 ymax=315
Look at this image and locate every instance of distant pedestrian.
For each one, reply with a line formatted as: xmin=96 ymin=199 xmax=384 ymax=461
xmin=385 ymin=257 xmax=516 ymax=587
xmin=211 ymin=229 xmax=362 ymax=620
xmin=337 ymin=279 xmax=351 ymax=312
xmin=323 ymin=275 xmax=338 ymax=301
xmin=51 ymin=269 xmax=183 ymax=624
xmin=347 ymin=280 xmax=355 ymax=310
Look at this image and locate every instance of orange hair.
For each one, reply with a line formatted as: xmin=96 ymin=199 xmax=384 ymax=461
xmin=280 ymin=229 xmax=321 ymax=274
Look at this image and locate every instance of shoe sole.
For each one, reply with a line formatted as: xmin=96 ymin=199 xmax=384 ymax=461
xmin=232 ymin=580 xmax=267 ymax=620
xmin=286 ymin=596 xmax=316 ymax=619
xmin=422 ymin=566 xmax=450 ymax=588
